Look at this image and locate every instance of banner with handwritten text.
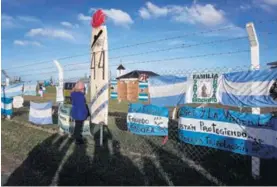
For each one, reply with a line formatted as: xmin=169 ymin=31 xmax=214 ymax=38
xmin=178 ymin=106 xmax=277 ymax=159
xmin=58 ymin=104 xmax=90 ymax=135
xmin=127 ymin=103 xmax=169 ymax=136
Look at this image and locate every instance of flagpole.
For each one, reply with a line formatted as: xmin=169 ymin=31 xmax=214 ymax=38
xmin=246 ymin=22 xmax=260 ymax=180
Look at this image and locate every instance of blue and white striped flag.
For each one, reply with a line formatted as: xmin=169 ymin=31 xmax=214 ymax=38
xmin=148 ymin=75 xmax=187 ymax=107
xmin=219 ymin=69 xmax=277 ymax=107
xmin=1 ymin=97 xmax=13 ymax=116
xmin=110 ymin=80 xmax=118 ymax=99
xmin=29 ymin=101 xmax=53 ymax=125
xmin=1 ymin=83 xmax=23 ymax=98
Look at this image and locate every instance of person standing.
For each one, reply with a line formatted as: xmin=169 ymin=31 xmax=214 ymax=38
xmin=39 ymin=84 xmax=43 ymax=97
xmin=70 ymin=81 xmax=88 ymax=144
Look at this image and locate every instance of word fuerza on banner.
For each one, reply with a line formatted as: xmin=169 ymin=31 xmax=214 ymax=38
xmin=127 ymin=103 xmax=169 ymax=136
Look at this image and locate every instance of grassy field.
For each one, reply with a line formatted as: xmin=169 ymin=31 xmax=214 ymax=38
xmin=2 ymin=86 xmax=277 ymax=185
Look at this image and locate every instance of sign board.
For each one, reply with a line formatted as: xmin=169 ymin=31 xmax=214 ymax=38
xmin=12 ymin=96 xmax=24 ymax=108
xmin=90 ymin=25 xmax=109 ymax=125
xmin=58 ymin=104 xmax=90 ymax=135
xmin=127 ymin=103 xmax=169 ymax=136
xmin=178 ymin=106 xmax=277 ymax=159
xmin=186 ymin=73 xmax=219 ymax=103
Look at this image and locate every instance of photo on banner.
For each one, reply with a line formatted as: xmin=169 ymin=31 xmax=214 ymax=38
xmin=127 ymin=103 xmax=169 ymax=136
xmin=186 ymin=73 xmax=220 ymax=104
xmin=178 ymin=106 xmax=277 ymax=159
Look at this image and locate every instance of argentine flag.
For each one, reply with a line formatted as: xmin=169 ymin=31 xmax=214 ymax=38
xmin=219 ymin=69 xmax=277 ymax=107
xmin=29 ymin=101 xmax=53 ymax=125
xmin=148 ymin=75 xmax=187 ymax=107
xmin=1 ymin=83 xmax=23 ymax=98
xmin=1 ymin=97 xmax=13 ymax=116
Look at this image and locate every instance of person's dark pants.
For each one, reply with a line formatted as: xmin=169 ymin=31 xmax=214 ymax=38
xmin=74 ymin=120 xmax=84 ymax=141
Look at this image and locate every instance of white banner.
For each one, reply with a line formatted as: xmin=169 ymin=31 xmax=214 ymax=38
xmin=12 ymin=96 xmax=24 ymax=108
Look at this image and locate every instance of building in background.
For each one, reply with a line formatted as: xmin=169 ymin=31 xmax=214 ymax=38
xmin=114 ymin=70 xmax=159 ymax=102
xmin=116 ymin=64 xmax=126 ymax=78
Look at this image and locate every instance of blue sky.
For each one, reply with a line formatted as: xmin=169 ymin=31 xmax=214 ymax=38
xmin=1 ymin=0 xmax=277 ymax=81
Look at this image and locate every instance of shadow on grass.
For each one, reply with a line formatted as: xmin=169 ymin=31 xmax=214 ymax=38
xmin=177 ymin=142 xmax=277 ymax=185
xmin=145 ymin=140 xmax=214 ymax=185
xmin=58 ymin=127 xmax=145 ymax=185
xmin=109 ymin=111 xmax=128 ymax=131
xmin=4 ymin=134 xmax=73 ymax=186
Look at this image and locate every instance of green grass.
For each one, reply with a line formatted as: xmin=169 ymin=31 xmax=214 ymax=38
xmin=4 ymin=92 xmax=277 ymax=185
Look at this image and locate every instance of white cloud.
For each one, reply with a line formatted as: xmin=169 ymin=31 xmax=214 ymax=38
xmin=2 ymin=14 xmax=18 ymax=28
xmin=254 ymin=0 xmax=277 ymax=13
xmin=203 ymin=23 xmax=247 ymax=37
xmin=138 ymin=2 xmax=245 ymax=38
xmin=17 ymin=16 xmax=41 ymax=23
xmin=239 ymin=4 xmax=252 ymax=11
xmin=2 ymin=14 xmax=41 ymax=29
xmin=88 ymin=8 xmax=133 ymax=27
xmin=173 ymin=4 xmax=226 ymax=26
xmin=60 ymin=21 xmax=79 ymax=28
xmin=103 ymin=9 xmax=133 ymax=26
xmin=139 ymin=2 xmax=226 ymax=26
xmin=261 ymin=0 xmax=277 ymax=5
xmin=14 ymin=40 xmax=42 ymax=47
xmin=139 ymin=7 xmax=151 ymax=19
xmin=26 ymin=28 xmax=75 ymax=41
xmin=78 ymin=13 xmax=91 ymax=21
xmin=145 ymin=2 xmax=168 ymax=17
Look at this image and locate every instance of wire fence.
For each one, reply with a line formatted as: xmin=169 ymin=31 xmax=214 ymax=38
xmin=3 ymin=63 xmax=276 ymax=186
xmin=2 ymin=19 xmax=277 ymax=185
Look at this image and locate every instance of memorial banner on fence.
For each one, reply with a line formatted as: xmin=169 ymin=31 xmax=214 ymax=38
xmin=1 ymin=97 xmax=13 ymax=116
xmin=1 ymin=83 xmax=23 ymax=98
xmin=58 ymin=104 xmax=90 ymax=135
xmin=29 ymin=101 xmax=53 ymax=125
xmin=148 ymin=75 xmax=187 ymax=107
xmin=219 ymin=69 xmax=277 ymax=107
xmin=127 ymin=103 xmax=169 ymax=136
xmin=186 ymin=73 xmax=219 ymax=103
xmin=178 ymin=106 xmax=277 ymax=159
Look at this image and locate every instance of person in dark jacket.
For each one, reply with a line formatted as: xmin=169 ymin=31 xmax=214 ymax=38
xmin=70 ymin=81 xmax=88 ymax=144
